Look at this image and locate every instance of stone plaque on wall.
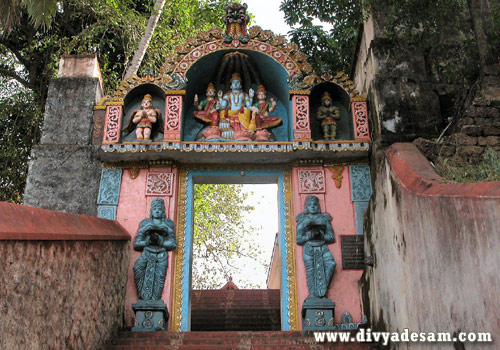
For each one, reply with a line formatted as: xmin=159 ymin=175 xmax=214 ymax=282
xmin=341 ymin=235 xmax=364 ymax=269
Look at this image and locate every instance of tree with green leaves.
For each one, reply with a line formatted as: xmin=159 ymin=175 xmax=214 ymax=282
xmin=0 ymin=0 xmax=234 ymax=203
xmin=193 ymin=184 xmax=269 ymax=289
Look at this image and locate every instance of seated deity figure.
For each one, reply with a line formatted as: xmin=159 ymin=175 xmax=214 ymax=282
xmin=122 ymin=94 xmax=164 ymax=141
xmin=296 ymin=195 xmax=336 ymax=300
xmin=218 ymin=73 xmax=255 ymax=141
xmin=133 ymin=198 xmax=177 ymax=301
xmin=193 ymin=83 xmax=222 ymax=140
xmin=250 ymin=85 xmax=282 ymax=141
xmin=316 ymin=91 xmax=341 ymax=140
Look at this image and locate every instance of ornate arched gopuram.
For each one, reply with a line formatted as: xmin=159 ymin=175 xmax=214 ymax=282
xmin=93 ymin=3 xmax=371 ymax=334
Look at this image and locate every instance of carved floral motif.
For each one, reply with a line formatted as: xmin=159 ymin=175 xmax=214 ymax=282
xmin=103 ymin=105 xmax=122 ymax=144
xmin=329 ymin=166 xmax=345 ymax=189
xmin=349 ymin=165 xmax=372 ymax=201
xmin=352 ymin=100 xmax=370 ymax=140
xmin=164 ymin=96 xmax=183 ymax=140
xmin=293 ymin=95 xmax=311 ymax=139
xmin=145 ymin=172 xmax=174 ymax=196
xmin=97 ymin=168 xmax=123 ymax=205
xmin=298 ymin=169 xmax=326 ymax=193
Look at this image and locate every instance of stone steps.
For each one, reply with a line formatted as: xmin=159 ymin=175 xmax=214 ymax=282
xmin=106 ymin=331 xmax=374 ymax=350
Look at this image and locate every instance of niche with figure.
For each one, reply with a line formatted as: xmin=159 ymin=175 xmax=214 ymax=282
xmin=183 ymin=50 xmax=291 ymax=142
xmin=310 ymin=82 xmax=353 ymax=141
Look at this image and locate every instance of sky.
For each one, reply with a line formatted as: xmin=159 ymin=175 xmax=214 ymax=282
xmin=243 ymin=0 xmax=333 ymax=36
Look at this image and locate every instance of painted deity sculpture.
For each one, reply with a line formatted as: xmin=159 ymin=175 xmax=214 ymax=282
xmin=123 ymin=94 xmax=164 ymax=141
xmin=250 ymin=85 xmax=282 ymax=141
xmin=193 ymin=83 xmax=222 ymax=140
xmin=218 ymin=73 xmax=255 ymax=141
xmin=223 ymin=2 xmax=250 ymax=44
xmin=296 ymin=195 xmax=336 ymax=299
xmin=316 ymin=92 xmax=341 ymax=140
xmin=133 ymin=198 xmax=177 ymax=300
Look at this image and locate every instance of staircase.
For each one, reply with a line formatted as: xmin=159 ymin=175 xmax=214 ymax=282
xmin=191 ymin=288 xmax=280 ymax=331
xmin=106 ymin=330 xmax=374 ymax=349
xmin=107 ymin=288 xmax=373 ymax=349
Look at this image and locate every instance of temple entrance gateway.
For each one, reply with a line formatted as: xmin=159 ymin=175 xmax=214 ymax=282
xmin=173 ymin=169 xmax=296 ymax=331
xmin=94 ymin=2 xmax=370 ymax=335
xmin=190 ymin=183 xmax=281 ymax=331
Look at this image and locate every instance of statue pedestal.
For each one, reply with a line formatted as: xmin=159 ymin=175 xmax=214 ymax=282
xmin=302 ymin=297 xmax=336 ymax=330
xmin=132 ymin=300 xmax=169 ymax=331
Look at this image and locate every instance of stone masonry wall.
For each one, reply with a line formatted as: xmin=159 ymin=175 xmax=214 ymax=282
xmin=0 ymin=240 xmax=129 ymax=350
xmin=353 ymin=0 xmax=499 ymax=156
xmin=360 ymin=143 xmax=500 ymax=349
xmin=414 ymin=63 xmax=500 ymax=163
xmin=24 ymin=55 xmax=104 ymax=216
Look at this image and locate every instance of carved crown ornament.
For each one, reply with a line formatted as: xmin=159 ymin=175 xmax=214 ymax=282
xmin=95 ymin=23 xmax=362 ymax=108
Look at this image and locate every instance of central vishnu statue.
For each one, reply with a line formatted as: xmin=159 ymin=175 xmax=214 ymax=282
xmin=193 ymin=73 xmax=282 ymax=141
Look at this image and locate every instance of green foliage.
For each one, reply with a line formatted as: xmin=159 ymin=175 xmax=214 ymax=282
xmin=193 ymin=184 xmax=268 ymax=289
xmin=434 ymin=148 xmax=500 ymax=183
xmin=0 ymin=80 xmax=42 ymax=203
xmin=0 ymin=0 xmax=232 ymax=203
xmin=280 ymin=0 xmax=361 ymax=73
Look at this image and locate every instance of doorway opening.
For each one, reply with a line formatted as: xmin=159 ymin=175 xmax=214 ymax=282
xmin=190 ymin=182 xmax=281 ymax=331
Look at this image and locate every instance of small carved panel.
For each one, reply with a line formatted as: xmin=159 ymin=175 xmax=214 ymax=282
xmin=97 ymin=168 xmax=123 ymax=205
xmin=145 ymin=172 xmax=174 ymax=196
xmin=341 ymin=235 xmax=364 ymax=269
xmin=349 ymin=165 xmax=372 ymax=202
xmin=352 ymin=101 xmax=369 ymax=140
xmin=103 ymin=105 xmax=123 ymax=144
xmin=298 ymin=169 xmax=326 ymax=193
xmin=293 ymin=95 xmax=311 ymax=139
xmin=97 ymin=205 xmax=117 ymax=220
xmin=164 ymin=96 xmax=182 ymax=140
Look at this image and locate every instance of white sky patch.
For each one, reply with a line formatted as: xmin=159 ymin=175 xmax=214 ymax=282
xmin=231 ymin=183 xmax=279 ymax=289
xmin=244 ymin=0 xmax=333 ymax=36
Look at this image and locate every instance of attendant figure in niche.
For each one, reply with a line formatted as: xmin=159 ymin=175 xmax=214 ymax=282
xmin=193 ymin=83 xmax=222 ymax=140
xmin=218 ymin=73 xmax=255 ymax=140
xmin=250 ymin=85 xmax=282 ymax=141
xmin=296 ymin=195 xmax=336 ymax=300
xmin=122 ymin=94 xmax=164 ymax=141
xmin=316 ymin=92 xmax=341 ymax=140
xmin=133 ymin=198 xmax=177 ymax=300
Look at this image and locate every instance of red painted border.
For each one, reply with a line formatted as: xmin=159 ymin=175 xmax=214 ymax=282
xmin=0 ymin=202 xmax=131 ymax=240
xmin=386 ymin=143 xmax=500 ymax=198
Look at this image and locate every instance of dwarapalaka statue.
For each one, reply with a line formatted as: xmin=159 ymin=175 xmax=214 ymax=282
xmin=296 ymin=195 xmax=336 ymax=299
xmin=123 ymin=94 xmax=164 ymax=141
xmin=132 ymin=198 xmax=176 ymax=331
xmin=133 ymin=198 xmax=177 ymax=300
xmin=316 ymin=92 xmax=341 ymax=140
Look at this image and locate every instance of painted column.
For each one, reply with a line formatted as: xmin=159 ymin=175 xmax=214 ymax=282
xmin=163 ymin=92 xmax=184 ymax=141
xmin=291 ymin=92 xmax=311 ymax=140
xmin=349 ymin=165 xmax=372 ymax=235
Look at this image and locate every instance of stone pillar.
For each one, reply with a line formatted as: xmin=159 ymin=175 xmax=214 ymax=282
xmin=24 ymin=55 xmax=105 ymax=216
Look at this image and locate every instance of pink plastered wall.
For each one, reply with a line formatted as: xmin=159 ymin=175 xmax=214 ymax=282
xmin=292 ymin=166 xmax=363 ymax=328
xmin=115 ymin=167 xmax=179 ymax=328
